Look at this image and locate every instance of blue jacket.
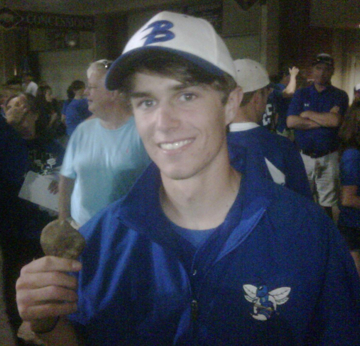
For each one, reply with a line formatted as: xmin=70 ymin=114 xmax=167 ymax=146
xmin=70 ymin=164 xmax=360 ymax=345
xmin=227 ymin=126 xmax=312 ymax=199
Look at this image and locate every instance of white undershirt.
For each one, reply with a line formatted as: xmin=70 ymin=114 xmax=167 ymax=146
xmin=229 ymin=122 xmax=259 ymax=132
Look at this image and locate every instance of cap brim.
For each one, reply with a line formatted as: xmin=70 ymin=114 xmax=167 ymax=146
xmin=105 ymin=46 xmax=227 ymax=90
xmin=312 ymin=60 xmax=334 ymax=67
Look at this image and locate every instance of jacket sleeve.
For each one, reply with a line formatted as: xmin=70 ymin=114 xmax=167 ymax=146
xmin=305 ymin=212 xmax=360 ymax=344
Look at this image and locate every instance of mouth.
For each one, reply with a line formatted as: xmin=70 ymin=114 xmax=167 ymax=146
xmin=159 ymin=139 xmax=193 ymax=151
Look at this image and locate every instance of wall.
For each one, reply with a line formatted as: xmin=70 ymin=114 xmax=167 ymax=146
xmin=94 ymin=12 xmax=128 ymax=60
xmin=334 ymin=29 xmax=360 ymax=104
xmin=38 ymin=49 xmax=93 ymax=100
xmin=0 ymin=28 xmax=28 ymax=84
xmin=126 ymin=0 xmax=279 ymax=75
xmin=222 ymin=0 xmax=261 ymax=62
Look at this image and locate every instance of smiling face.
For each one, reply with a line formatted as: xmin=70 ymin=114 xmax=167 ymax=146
xmin=130 ymin=72 xmax=238 ymax=181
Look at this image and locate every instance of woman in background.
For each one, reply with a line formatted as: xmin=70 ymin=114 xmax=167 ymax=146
xmin=35 ymin=85 xmax=65 ymax=141
xmin=338 ymin=100 xmax=360 ymax=276
xmin=62 ymin=80 xmax=91 ymax=136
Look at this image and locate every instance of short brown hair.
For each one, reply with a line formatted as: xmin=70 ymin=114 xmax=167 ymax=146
xmin=119 ymin=51 xmax=237 ymax=105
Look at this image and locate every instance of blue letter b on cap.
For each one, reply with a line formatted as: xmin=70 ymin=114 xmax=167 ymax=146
xmin=142 ymin=20 xmax=175 ymax=46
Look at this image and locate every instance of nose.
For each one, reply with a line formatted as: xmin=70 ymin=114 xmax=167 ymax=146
xmin=155 ymin=102 xmax=180 ymax=131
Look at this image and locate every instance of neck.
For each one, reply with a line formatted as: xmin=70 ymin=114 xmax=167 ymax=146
xmin=314 ymin=82 xmax=329 ymax=92
xmin=99 ymin=107 xmax=131 ymax=129
xmin=233 ymin=105 xmax=258 ymax=123
xmin=160 ymin=152 xmax=241 ymax=230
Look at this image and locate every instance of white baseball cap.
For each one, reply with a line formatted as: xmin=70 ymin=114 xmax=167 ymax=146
xmin=106 ymin=11 xmax=236 ymax=90
xmin=234 ymin=59 xmax=270 ymax=93
xmin=355 ymin=83 xmax=360 ymax=92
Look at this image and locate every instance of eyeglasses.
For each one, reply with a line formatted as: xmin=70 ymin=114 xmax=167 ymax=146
xmin=100 ymin=60 xmax=113 ymax=69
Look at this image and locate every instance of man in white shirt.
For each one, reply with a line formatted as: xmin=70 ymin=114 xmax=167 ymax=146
xmin=22 ymin=73 xmax=38 ymax=96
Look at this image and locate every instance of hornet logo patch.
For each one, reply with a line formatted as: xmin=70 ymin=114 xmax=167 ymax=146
xmin=243 ymin=284 xmax=291 ymax=321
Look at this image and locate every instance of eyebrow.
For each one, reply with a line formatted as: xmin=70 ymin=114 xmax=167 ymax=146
xmin=130 ymin=83 xmax=198 ymax=99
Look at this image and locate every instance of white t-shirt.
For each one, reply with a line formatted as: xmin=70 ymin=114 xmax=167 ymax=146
xmin=61 ymin=117 xmax=151 ymax=226
xmin=23 ymin=81 xmax=38 ymax=96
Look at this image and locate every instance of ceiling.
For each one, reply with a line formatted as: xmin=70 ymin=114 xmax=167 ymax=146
xmin=4 ymin=0 xmax=360 ymax=29
xmin=6 ymin=0 xmax=204 ymax=16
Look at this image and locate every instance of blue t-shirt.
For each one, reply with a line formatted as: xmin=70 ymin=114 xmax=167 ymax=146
xmin=338 ymin=148 xmax=360 ymax=228
xmin=62 ymin=99 xmax=72 ymax=115
xmin=287 ymin=84 xmax=349 ymax=153
xmin=65 ymin=98 xmax=92 ymax=136
xmin=61 ymin=117 xmax=151 ymax=226
xmin=172 ymin=223 xmax=217 ymax=248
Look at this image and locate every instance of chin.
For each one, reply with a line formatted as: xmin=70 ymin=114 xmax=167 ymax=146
xmin=159 ymin=164 xmax=201 ymax=181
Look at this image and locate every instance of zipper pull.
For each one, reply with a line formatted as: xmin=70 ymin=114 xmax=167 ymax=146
xmin=191 ymin=299 xmax=198 ymax=321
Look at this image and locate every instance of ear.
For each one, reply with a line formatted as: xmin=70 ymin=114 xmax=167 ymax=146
xmin=111 ymin=89 xmax=125 ymax=101
xmin=224 ymin=86 xmax=243 ymax=125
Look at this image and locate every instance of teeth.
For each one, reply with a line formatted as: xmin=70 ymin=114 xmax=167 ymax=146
xmin=160 ymin=139 xmax=192 ymax=150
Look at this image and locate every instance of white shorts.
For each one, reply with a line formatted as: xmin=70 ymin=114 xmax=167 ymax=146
xmin=301 ymin=151 xmax=339 ymax=207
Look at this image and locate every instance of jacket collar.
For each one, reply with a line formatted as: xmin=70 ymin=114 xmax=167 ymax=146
xmin=117 ymin=162 xmax=274 ymax=255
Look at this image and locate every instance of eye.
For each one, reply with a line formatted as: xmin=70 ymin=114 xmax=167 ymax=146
xmin=179 ymin=93 xmax=196 ymax=102
xmin=135 ymin=99 xmax=156 ymax=110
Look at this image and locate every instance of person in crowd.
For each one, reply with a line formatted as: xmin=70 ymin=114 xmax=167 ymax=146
xmin=271 ymin=65 xmax=299 ymax=139
xmin=64 ymin=80 xmax=92 ymax=137
xmin=35 ymin=85 xmax=65 ymax=139
xmin=354 ymin=83 xmax=360 ymax=103
xmin=58 ymin=59 xmax=150 ymax=228
xmin=1 ymin=93 xmax=64 ymax=333
xmin=338 ymin=100 xmax=360 ymax=276
xmin=61 ymin=80 xmax=86 ymax=120
xmin=228 ymin=59 xmax=311 ymax=198
xmin=16 ymin=12 xmax=360 ymax=346
xmin=22 ymin=73 xmax=38 ymax=96
xmin=287 ymin=53 xmax=349 ymax=218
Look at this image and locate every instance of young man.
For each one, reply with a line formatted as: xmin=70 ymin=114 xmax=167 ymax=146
xmin=16 ymin=12 xmax=360 ymax=346
xmin=228 ymin=59 xmax=311 ymax=199
xmin=59 ymin=60 xmax=150 ymax=228
xmin=287 ymin=53 xmax=349 ymax=218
